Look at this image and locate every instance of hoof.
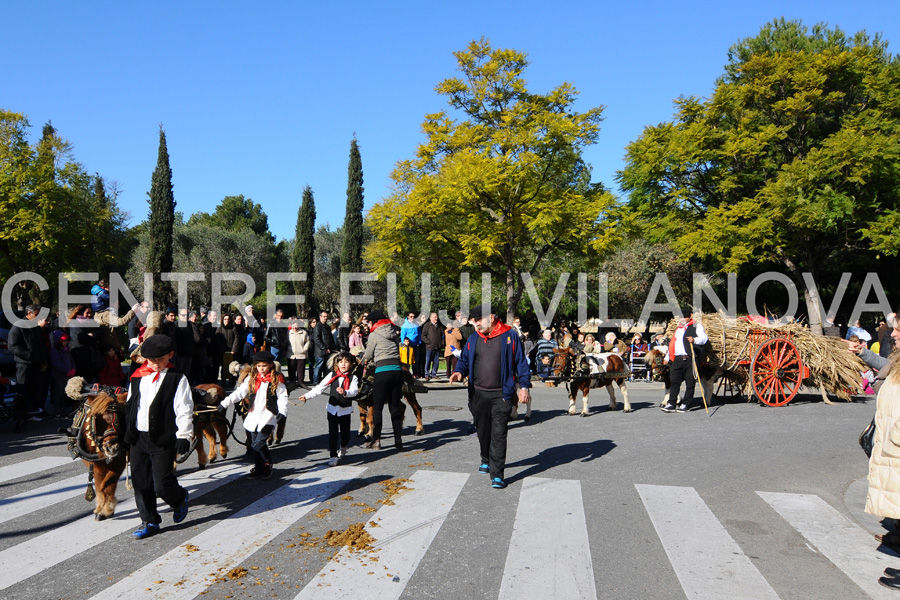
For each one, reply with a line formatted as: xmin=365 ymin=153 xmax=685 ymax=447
xmin=209 ymin=456 xmax=217 ymax=463
xmin=273 ymin=438 xmax=281 ymax=445
xmin=415 ymin=430 xmax=424 ymax=436
xmin=523 ymin=415 xmax=531 ymax=422
xmin=623 ymin=408 xmax=632 ymax=413
xmin=221 ymin=452 xmax=228 ymax=459
xmin=95 ymin=513 xmax=106 ymax=521
xmin=364 ymin=434 xmax=373 ymax=442
xmin=580 ymin=412 xmax=589 ymax=418
xmin=198 ymin=463 xmax=207 ymax=470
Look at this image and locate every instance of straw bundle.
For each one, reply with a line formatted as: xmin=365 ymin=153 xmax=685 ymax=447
xmin=665 ymin=313 xmax=866 ymax=400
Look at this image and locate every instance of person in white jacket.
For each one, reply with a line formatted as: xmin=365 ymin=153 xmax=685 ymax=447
xmin=218 ymin=350 xmax=288 ymax=479
xmin=299 ymin=352 xmax=360 ymax=466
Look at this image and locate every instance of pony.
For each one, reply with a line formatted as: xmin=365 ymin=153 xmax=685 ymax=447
xmin=62 ymin=378 xmax=128 ymax=521
xmin=189 ymin=384 xmax=229 ymax=468
xmin=548 ymin=347 xmax=632 ymax=416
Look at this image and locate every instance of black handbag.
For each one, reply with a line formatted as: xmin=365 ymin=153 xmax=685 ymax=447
xmin=860 ymin=417 xmax=876 ymax=458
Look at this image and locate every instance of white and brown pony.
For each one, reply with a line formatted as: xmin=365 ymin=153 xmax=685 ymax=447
xmin=62 ymin=379 xmax=128 ymax=521
xmin=545 ymin=347 xmax=632 ymax=416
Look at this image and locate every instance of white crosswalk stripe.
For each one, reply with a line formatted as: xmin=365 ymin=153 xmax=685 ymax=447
xmin=499 ymin=478 xmax=596 ymax=600
xmin=0 ymin=453 xmax=895 ymax=600
xmin=295 ymin=469 xmax=469 ymax=600
xmin=0 ymin=456 xmax=71 ymax=484
xmin=758 ymin=491 xmax=900 ymax=600
xmin=90 ymin=465 xmax=367 ymax=600
xmin=0 ymin=461 xmax=249 ymax=591
xmin=636 ymin=484 xmax=781 ymax=600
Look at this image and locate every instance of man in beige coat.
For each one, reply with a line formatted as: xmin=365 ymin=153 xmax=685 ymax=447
xmin=289 ymin=321 xmax=311 ymax=387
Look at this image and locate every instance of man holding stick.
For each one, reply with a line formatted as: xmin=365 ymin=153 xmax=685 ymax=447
xmin=661 ymin=308 xmax=708 ymax=413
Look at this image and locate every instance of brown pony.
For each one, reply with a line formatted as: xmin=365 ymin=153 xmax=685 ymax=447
xmin=63 ymin=378 xmax=128 ymax=521
xmin=190 ymin=384 xmax=229 ymax=468
xmin=354 ymin=362 xmax=425 ymax=439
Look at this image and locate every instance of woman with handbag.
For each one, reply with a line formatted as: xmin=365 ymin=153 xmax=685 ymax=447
xmin=850 ymin=325 xmax=900 ymax=590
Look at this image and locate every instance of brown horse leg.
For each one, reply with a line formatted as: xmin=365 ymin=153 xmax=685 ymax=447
xmin=94 ymin=462 xmax=121 ymax=520
xmin=357 ymin=404 xmax=369 ymax=437
xmin=194 ymin=426 xmax=209 ymax=470
xmin=213 ymin=421 xmax=229 ymax=459
xmin=365 ymin=405 xmax=375 ymax=441
xmin=405 ymin=393 xmax=424 ymax=436
xmin=203 ymin=424 xmax=218 ymax=464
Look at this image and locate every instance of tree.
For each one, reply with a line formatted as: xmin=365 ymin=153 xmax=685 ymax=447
xmin=146 ymin=127 xmax=176 ymax=307
xmin=313 ymin=225 xmax=343 ymax=315
xmin=619 ymin=19 xmax=900 ymax=332
xmin=0 ymin=111 xmax=129 ymax=301
xmin=187 ymin=194 xmax=274 ymax=242
xmin=292 ymin=185 xmax=316 ymax=314
xmin=340 ymin=137 xmax=365 ymax=274
xmin=366 ymin=39 xmax=621 ymax=323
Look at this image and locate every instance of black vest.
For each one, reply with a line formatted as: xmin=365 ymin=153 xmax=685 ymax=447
xmin=328 ymin=375 xmax=353 ymax=408
xmin=125 ymin=369 xmax=185 ymax=446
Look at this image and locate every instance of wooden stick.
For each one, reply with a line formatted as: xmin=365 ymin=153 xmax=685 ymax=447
xmin=690 ymin=343 xmax=709 ymax=414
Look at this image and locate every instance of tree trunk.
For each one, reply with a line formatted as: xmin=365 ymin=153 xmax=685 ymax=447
xmin=505 ymin=269 xmax=523 ymax=324
xmin=783 ymin=256 xmax=824 ymax=335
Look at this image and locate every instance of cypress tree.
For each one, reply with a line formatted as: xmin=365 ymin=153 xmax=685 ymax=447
xmin=292 ymin=185 xmax=316 ymax=313
xmin=340 ymin=136 xmax=365 ymax=274
xmin=147 ymin=127 xmax=176 ymax=308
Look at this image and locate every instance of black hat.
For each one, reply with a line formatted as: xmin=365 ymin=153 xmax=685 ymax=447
xmin=367 ymin=309 xmax=388 ymax=323
xmin=252 ymin=350 xmax=276 ymax=363
xmin=468 ymin=304 xmax=491 ymax=321
xmin=141 ymin=334 xmax=175 ymax=358
xmin=682 ymin=307 xmax=693 ymax=318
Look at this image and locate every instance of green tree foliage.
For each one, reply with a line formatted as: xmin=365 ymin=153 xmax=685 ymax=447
xmin=292 ymin=185 xmax=316 ymax=313
xmin=340 ymin=137 xmax=365 ymax=274
xmin=187 ymin=194 xmax=275 ymax=242
xmin=313 ymin=225 xmax=343 ymax=315
xmin=367 ymin=39 xmax=622 ymax=323
xmin=619 ymin=19 xmax=900 ymax=331
xmin=146 ymin=127 xmax=176 ymax=307
xmin=0 ymin=111 xmax=129 ymax=300
xmin=126 ymin=220 xmax=277 ymax=309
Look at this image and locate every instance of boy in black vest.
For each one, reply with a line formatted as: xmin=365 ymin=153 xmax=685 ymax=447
xmin=125 ymin=334 xmax=193 ymax=539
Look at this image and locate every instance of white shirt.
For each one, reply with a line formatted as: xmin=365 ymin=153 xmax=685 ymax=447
xmin=221 ymin=378 xmax=288 ymax=432
xmin=131 ymin=369 xmax=194 ymax=440
xmin=305 ymin=371 xmax=359 ymax=416
xmin=667 ymin=321 xmax=708 ymax=359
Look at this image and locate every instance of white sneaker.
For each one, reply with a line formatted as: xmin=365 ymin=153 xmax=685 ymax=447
xmin=337 ymin=447 xmax=347 ymax=459
xmin=327 ymin=457 xmax=339 ymax=467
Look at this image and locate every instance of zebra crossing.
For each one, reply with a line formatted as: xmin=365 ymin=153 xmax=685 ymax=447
xmin=0 ymin=454 xmax=894 ymax=599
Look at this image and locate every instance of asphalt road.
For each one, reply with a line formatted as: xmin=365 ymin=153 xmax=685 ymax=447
xmin=0 ymin=379 xmax=887 ymax=600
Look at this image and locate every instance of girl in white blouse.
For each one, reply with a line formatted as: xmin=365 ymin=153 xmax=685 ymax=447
xmin=218 ymin=351 xmax=288 ymax=479
xmin=299 ymin=352 xmax=360 ymax=466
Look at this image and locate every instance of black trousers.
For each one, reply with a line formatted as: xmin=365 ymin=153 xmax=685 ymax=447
xmin=15 ymin=362 xmax=46 ymax=415
xmin=668 ymin=355 xmax=696 ymax=407
xmin=469 ymin=389 xmax=510 ymax=479
xmin=131 ymin=432 xmax=186 ymax=525
xmin=327 ymin=412 xmax=351 ymax=456
xmin=372 ymin=370 xmax=404 ymax=442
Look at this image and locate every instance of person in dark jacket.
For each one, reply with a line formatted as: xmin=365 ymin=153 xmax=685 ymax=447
xmin=124 ymin=334 xmax=193 ymax=539
xmin=187 ymin=310 xmax=208 ymax=385
xmin=421 ymin=312 xmax=444 ymax=380
xmin=450 ymin=305 xmax=531 ymax=489
xmin=312 ymin=310 xmax=337 ymax=383
xmin=243 ymin=332 xmax=260 ymax=365
xmin=215 ymin=313 xmax=238 ymax=381
xmin=264 ymin=308 xmax=290 ymax=361
xmin=173 ymin=308 xmax=195 ymax=376
xmin=9 ymin=304 xmax=51 ymax=425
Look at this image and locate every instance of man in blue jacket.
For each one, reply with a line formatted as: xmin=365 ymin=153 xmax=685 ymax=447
xmin=450 ymin=305 xmax=531 ymax=489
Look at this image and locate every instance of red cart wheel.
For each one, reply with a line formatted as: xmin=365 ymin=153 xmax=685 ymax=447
xmin=750 ymin=338 xmax=803 ymax=406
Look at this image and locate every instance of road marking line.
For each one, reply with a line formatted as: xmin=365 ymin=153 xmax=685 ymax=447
xmin=295 ymin=469 xmax=469 ymax=600
xmin=636 ymin=484 xmax=780 ymax=600
xmin=498 ymin=478 xmax=596 ymax=600
xmin=89 ymin=466 xmax=367 ymax=600
xmin=0 ymin=456 xmax=71 ymax=485
xmin=0 ymin=473 xmax=123 ymax=525
xmin=758 ymin=491 xmax=900 ymax=600
xmin=0 ymin=461 xmax=249 ymax=591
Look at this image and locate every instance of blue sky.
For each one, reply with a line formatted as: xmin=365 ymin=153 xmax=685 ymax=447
xmin=6 ymin=1 xmax=899 ymax=242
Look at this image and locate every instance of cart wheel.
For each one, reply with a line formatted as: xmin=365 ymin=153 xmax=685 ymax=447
xmin=750 ymin=338 xmax=802 ymax=407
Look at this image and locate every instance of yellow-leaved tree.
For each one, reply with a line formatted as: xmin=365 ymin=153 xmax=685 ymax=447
xmin=367 ymin=39 xmax=623 ymax=322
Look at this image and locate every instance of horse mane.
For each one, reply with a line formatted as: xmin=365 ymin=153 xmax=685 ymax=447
xmin=644 ymin=348 xmax=663 ymax=364
xmin=89 ymin=392 xmax=127 ymax=416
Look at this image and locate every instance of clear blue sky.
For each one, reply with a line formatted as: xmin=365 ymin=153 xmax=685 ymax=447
xmin=6 ymin=1 xmax=899 ymax=242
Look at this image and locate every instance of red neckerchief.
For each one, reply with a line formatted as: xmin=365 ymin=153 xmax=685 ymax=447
xmin=668 ymin=319 xmax=695 ymax=358
xmin=371 ymin=318 xmax=392 ymax=331
xmin=131 ymin=362 xmax=174 ymax=383
xmin=253 ymin=371 xmax=273 ymax=394
xmin=476 ymin=320 xmax=511 ymax=341
xmin=324 ymin=371 xmax=352 ymax=390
